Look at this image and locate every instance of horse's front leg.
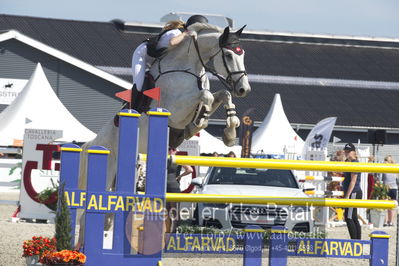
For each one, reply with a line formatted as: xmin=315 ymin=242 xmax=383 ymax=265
xmin=184 ymin=89 xmax=214 ymax=139
xmin=210 ymin=90 xmax=240 ymax=147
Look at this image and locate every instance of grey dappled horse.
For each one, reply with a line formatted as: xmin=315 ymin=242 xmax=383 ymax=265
xmin=76 ymin=23 xmax=251 ymax=245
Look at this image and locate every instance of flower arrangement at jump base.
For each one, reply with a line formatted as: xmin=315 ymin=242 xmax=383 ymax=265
xmin=23 ymin=236 xmax=57 ymax=264
xmin=38 ymin=184 xmax=86 ymax=265
xmin=40 ymin=250 xmax=85 ymax=265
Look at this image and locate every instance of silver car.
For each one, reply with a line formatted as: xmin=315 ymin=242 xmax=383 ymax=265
xmin=192 ymin=167 xmax=314 ymax=232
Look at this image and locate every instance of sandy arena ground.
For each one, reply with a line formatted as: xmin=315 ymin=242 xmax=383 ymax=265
xmin=0 ymin=192 xmax=397 ymax=266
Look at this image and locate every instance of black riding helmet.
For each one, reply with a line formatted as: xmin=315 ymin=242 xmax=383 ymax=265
xmin=185 ymin=15 xmax=208 ymax=29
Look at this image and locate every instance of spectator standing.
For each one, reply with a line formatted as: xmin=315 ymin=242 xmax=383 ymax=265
xmin=382 ymin=155 xmax=398 ymax=226
xmin=342 ymin=143 xmax=362 ymax=239
xmin=367 ymin=156 xmax=376 ymax=200
xmin=226 ymin=151 xmax=236 ymax=158
xmin=166 ymin=147 xmax=193 ymax=232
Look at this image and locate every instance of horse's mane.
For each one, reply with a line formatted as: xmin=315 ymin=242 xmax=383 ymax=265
xmin=187 ymin=23 xmax=223 ymax=34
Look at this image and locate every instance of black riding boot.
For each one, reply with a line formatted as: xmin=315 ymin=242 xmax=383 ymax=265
xmin=131 ymin=84 xmax=152 ymax=113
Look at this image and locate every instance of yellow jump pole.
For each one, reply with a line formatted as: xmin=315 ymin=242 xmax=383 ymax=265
xmin=138 ymin=154 xmax=398 ymax=209
xmin=166 ymin=193 xmax=398 ymax=209
xmin=170 ymin=155 xmax=399 ymax=174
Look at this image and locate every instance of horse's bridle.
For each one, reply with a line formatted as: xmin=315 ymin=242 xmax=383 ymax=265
xmin=152 ymin=34 xmax=247 ymax=92
xmin=192 ymin=35 xmax=248 ymax=92
xmin=221 ymin=46 xmax=248 ymax=90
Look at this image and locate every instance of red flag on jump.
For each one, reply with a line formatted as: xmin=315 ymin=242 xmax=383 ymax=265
xmin=115 ymin=89 xmax=132 ymax=103
xmin=143 ymin=87 xmax=161 ymax=102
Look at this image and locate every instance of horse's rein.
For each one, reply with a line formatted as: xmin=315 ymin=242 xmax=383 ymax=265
xmin=191 ymin=35 xmax=232 ymax=91
xmin=191 ymin=35 xmax=247 ymax=92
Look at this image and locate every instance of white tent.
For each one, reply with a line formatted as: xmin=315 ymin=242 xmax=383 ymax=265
xmin=251 ymin=93 xmax=304 ymax=155
xmin=0 ymin=63 xmax=96 ymax=146
xmin=184 ymin=129 xmax=241 ymax=155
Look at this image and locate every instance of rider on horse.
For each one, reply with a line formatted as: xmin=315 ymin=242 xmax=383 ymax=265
xmin=131 ymin=15 xmax=209 ymax=113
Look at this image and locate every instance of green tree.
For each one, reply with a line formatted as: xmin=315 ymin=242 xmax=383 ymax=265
xmin=55 ymin=183 xmax=72 ymax=251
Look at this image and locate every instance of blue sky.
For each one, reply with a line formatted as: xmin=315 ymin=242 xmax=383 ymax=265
xmin=1 ymin=0 xmax=399 ymax=38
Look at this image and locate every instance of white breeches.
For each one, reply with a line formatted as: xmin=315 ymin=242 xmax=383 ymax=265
xmin=131 ymin=42 xmax=148 ymax=91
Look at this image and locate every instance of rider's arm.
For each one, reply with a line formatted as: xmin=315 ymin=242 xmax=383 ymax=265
xmin=169 ymin=31 xmax=191 ymax=46
xmin=344 ymin=172 xmax=358 ymax=198
xmin=176 ymin=165 xmax=193 ymax=182
xmin=157 ymin=29 xmax=187 ymax=49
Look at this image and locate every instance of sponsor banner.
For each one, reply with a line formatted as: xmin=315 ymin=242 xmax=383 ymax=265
xmin=290 ymin=238 xmax=370 ymax=259
xmin=240 ymin=108 xmax=255 ymax=158
xmin=164 ymin=233 xmax=243 ymax=254
xmin=0 ymin=78 xmax=28 ymax=105
xmin=64 ymin=190 xmax=164 ymax=213
xmin=302 ymin=117 xmax=336 ymax=160
xmin=19 ymin=128 xmax=63 ymax=220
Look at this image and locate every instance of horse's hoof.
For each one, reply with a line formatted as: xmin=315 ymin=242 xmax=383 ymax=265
xmin=202 ymin=119 xmax=208 ymax=128
xmin=222 ymin=134 xmax=235 ymax=147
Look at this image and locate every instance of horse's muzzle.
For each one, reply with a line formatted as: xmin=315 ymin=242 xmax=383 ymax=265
xmin=230 ymin=71 xmax=250 ymax=97
xmin=234 ymin=85 xmax=251 ymax=97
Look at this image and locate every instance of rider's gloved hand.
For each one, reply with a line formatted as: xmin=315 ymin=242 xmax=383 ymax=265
xmin=186 ymin=30 xmax=197 ymax=39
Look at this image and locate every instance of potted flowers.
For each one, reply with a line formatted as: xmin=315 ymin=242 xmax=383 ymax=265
xmin=369 ymin=181 xmax=389 ymax=227
xmin=40 ymin=250 xmax=86 ymax=265
xmin=40 ymin=184 xmax=86 ymax=265
xmin=372 ymin=181 xmax=390 ymax=200
xmin=22 ymin=236 xmax=56 ymax=265
xmin=36 ymin=180 xmax=58 ymax=211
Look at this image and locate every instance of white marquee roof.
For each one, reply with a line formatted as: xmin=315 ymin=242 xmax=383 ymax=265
xmin=0 ymin=63 xmax=96 ymax=146
xmin=184 ymin=129 xmax=241 ymax=155
xmin=251 ymin=93 xmax=304 ymax=155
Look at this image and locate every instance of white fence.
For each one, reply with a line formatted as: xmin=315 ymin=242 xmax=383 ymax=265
xmin=0 ymin=158 xmax=22 ymax=193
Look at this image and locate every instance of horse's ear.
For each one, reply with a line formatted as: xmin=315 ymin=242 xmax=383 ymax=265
xmin=223 ymin=26 xmax=230 ymax=35
xmin=220 ymin=26 xmax=230 ymax=45
xmin=235 ymin=25 xmax=246 ymax=37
